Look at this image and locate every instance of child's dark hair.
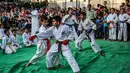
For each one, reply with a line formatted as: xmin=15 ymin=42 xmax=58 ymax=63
xmin=43 ymin=16 xmax=48 ymax=20
xmin=4 ymin=29 xmax=8 ymax=34
xmin=111 ymin=8 xmax=115 ymax=11
xmin=12 ymin=29 xmax=17 ymax=32
xmin=41 ymin=16 xmax=48 ymax=22
xmin=120 ymin=8 xmax=126 ymax=12
xmin=80 ymin=12 xmax=86 ymax=16
xmin=24 ymin=28 xmax=28 ymax=30
xmin=36 ymin=31 xmax=39 ymax=34
xmin=68 ymin=7 xmax=73 ymax=11
xmin=52 ymin=16 xmax=62 ymax=22
xmin=21 ymin=19 xmax=26 ymax=22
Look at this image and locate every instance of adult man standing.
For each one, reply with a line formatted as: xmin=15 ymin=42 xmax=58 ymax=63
xmin=86 ymin=4 xmax=96 ymax=23
xmin=31 ymin=5 xmax=39 ymax=35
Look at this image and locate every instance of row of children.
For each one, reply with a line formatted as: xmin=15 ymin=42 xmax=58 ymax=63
xmin=0 ymin=26 xmax=22 ymax=54
xmin=0 ymin=24 xmax=34 ymax=54
xmin=96 ymin=8 xmax=130 ymax=41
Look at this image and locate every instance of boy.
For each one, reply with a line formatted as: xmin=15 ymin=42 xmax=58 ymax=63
xmin=118 ymin=9 xmax=129 ymax=41
xmin=30 ymin=16 xmax=81 ymax=73
xmin=0 ymin=25 xmax=5 ymax=39
xmin=1 ymin=29 xmax=16 ymax=54
xmin=9 ymin=27 xmax=13 ymax=36
xmin=25 ymin=16 xmax=52 ymax=67
xmin=22 ymin=28 xmax=32 ymax=47
xmin=75 ymin=12 xmax=105 ymax=56
xmin=96 ymin=15 xmax=103 ymax=38
xmin=62 ymin=8 xmax=78 ymax=40
xmin=107 ymin=8 xmax=118 ymax=41
xmin=10 ymin=29 xmax=22 ymax=49
xmin=103 ymin=12 xmax=109 ymax=40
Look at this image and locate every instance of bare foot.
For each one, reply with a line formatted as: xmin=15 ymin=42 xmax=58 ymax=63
xmin=47 ymin=67 xmax=56 ymax=70
xmin=100 ymin=51 xmax=105 ymax=56
xmin=58 ymin=64 xmax=64 ymax=68
xmin=25 ymin=62 xmax=31 ymax=67
xmin=75 ymin=71 xmax=81 ymax=73
xmin=79 ymin=49 xmax=82 ymax=52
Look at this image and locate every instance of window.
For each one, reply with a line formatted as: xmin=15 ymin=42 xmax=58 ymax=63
xmin=70 ymin=0 xmax=73 ymax=2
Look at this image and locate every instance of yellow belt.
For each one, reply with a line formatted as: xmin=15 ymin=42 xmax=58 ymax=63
xmin=7 ymin=43 xmax=14 ymax=53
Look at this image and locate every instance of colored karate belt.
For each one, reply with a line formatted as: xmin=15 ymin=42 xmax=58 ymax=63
xmin=56 ymin=41 xmax=63 ymax=57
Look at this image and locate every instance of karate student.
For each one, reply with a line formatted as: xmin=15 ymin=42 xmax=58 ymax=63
xmin=1 ymin=29 xmax=16 ymax=54
xmin=9 ymin=27 xmax=13 ymax=36
xmin=31 ymin=5 xmax=39 ymax=35
xmin=118 ymin=9 xmax=129 ymax=41
xmin=30 ymin=16 xmax=81 ymax=73
xmin=62 ymin=8 xmax=78 ymax=40
xmin=127 ymin=16 xmax=130 ymax=23
xmin=32 ymin=16 xmax=48 ymax=45
xmin=39 ymin=16 xmax=48 ymax=33
xmin=22 ymin=28 xmax=32 ymax=47
xmin=10 ymin=29 xmax=22 ymax=49
xmin=107 ymin=8 xmax=118 ymax=41
xmin=0 ymin=25 xmax=5 ymax=39
xmin=25 ymin=16 xmax=52 ymax=67
xmin=75 ymin=12 xmax=105 ymax=56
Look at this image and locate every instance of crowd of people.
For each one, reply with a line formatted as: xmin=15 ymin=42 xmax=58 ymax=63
xmin=0 ymin=2 xmax=130 ymax=73
xmin=0 ymin=3 xmax=129 ymax=40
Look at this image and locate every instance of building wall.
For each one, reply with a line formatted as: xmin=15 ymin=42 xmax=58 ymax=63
xmin=30 ymin=0 xmax=127 ymax=9
xmin=48 ymin=0 xmax=88 ymax=9
xmin=90 ymin=0 xmax=126 ymax=9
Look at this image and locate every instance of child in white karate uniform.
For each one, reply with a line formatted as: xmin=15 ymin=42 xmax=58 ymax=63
xmin=33 ymin=16 xmax=81 ymax=73
xmin=75 ymin=12 xmax=105 ymax=56
xmin=1 ymin=29 xmax=16 ymax=54
xmin=0 ymin=25 xmax=5 ymax=39
xmin=107 ymin=8 xmax=118 ymax=41
xmin=25 ymin=16 xmax=54 ymax=67
xmin=10 ymin=29 xmax=22 ymax=49
xmin=62 ymin=8 xmax=78 ymax=40
xmin=22 ymin=28 xmax=32 ymax=47
xmin=118 ymin=9 xmax=129 ymax=41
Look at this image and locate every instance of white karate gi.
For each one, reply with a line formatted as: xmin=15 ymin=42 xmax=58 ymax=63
xmin=39 ymin=25 xmax=46 ymax=33
xmin=28 ymin=26 xmax=51 ymax=64
xmin=127 ymin=18 xmax=130 ymax=24
xmin=36 ymin=25 xmax=80 ymax=72
xmin=9 ymin=31 xmax=13 ymax=36
xmin=33 ymin=25 xmax=47 ymax=45
xmin=107 ymin=13 xmax=118 ymax=40
xmin=10 ymin=35 xmax=22 ymax=49
xmin=62 ymin=14 xmax=78 ymax=40
xmin=1 ymin=35 xmax=16 ymax=54
xmin=31 ymin=10 xmax=39 ymax=35
xmin=0 ymin=28 xmax=4 ymax=39
xmin=118 ymin=13 xmax=129 ymax=41
xmin=22 ymin=32 xmax=32 ymax=46
xmin=75 ymin=19 xmax=101 ymax=53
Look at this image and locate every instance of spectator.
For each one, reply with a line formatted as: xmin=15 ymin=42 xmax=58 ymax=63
xmin=103 ymin=12 xmax=109 ymax=40
xmin=86 ymin=4 xmax=96 ymax=23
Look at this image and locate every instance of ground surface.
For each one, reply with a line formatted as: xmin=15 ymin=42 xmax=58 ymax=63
xmin=0 ymin=35 xmax=130 ymax=73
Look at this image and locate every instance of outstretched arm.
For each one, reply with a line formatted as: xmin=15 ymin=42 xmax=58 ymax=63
xmin=36 ymin=26 xmax=54 ymax=39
